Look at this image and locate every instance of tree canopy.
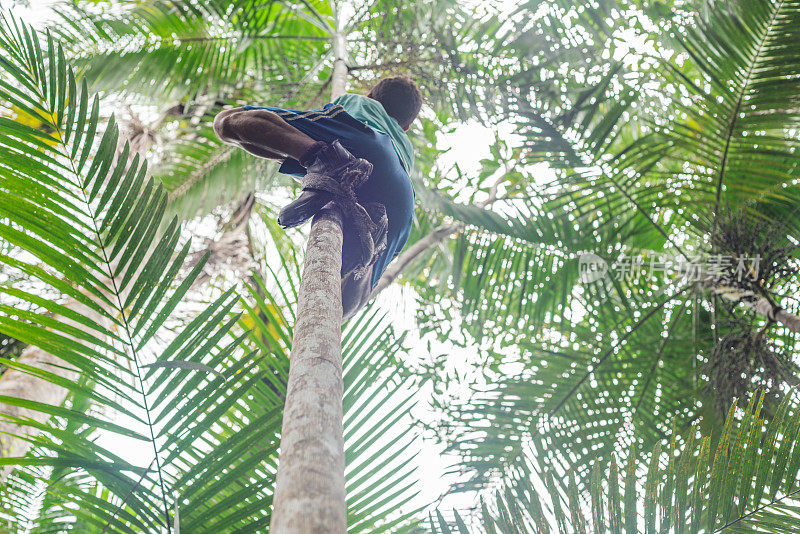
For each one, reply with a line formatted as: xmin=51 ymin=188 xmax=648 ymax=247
xmin=1 ymin=0 xmax=800 ymax=531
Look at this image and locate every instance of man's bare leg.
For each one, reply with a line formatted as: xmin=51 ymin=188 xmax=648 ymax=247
xmin=214 ymin=106 xmax=336 ymax=230
xmin=213 ymin=107 xmax=319 ymax=162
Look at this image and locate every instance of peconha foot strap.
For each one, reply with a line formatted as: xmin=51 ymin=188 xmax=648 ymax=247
xmin=282 ymin=140 xmax=388 ymax=280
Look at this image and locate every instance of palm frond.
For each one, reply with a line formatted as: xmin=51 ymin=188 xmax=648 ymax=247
xmin=661 ymin=0 xmax=800 ymax=221
xmin=156 ymin=121 xmax=279 ymax=222
xmin=51 ymin=0 xmax=333 ymax=106
xmin=433 ymin=391 xmax=800 ymax=533
xmin=0 ymin=13 xmax=274 ymax=531
xmin=421 ymin=0 xmax=800 ymax=510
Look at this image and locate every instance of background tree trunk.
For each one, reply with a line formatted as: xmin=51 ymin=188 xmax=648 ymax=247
xmin=331 ymin=31 xmax=348 ymax=99
xmin=0 ymin=352 xmax=79 ymax=482
xmin=709 ymin=283 xmax=800 ymax=334
xmin=270 ymin=26 xmax=349 ymax=534
xmin=0 ymin=291 xmax=117 ymax=483
xmin=0 ymin=299 xmax=91 ymax=482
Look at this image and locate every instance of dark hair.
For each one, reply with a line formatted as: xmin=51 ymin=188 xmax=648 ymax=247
xmin=369 ymin=76 xmax=422 ymax=129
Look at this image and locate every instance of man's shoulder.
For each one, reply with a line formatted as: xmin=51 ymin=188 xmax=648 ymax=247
xmin=333 ymin=93 xmax=385 ymax=118
xmin=332 ymin=92 xmax=369 ymax=105
xmin=333 ymin=93 xmax=415 ymax=173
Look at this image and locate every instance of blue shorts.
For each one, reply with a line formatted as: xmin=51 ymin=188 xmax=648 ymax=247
xmin=242 ymin=103 xmax=415 ymax=290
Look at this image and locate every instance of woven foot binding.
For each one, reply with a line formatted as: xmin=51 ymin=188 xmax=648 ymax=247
xmin=341 ymin=202 xmax=388 ymax=278
xmin=278 ymin=140 xmax=388 ymax=279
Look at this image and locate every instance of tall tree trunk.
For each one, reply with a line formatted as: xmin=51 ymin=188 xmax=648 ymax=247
xmin=270 ymin=208 xmax=346 ymax=533
xmin=331 ymin=31 xmax=348 ymax=100
xmin=270 ymin=26 xmax=349 ymax=534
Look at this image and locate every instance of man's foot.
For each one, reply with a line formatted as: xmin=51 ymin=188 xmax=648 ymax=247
xmin=341 ymin=202 xmax=388 ymax=277
xmin=277 ymin=140 xmax=361 ymax=229
xmin=277 ymin=189 xmax=332 ymax=229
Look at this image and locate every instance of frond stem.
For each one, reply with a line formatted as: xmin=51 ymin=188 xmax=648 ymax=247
xmin=631 ymin=298 xmax=690 ymax=418
xmin=712 ymin=0 xmax=785 ymax=226
xmin=57 ymin=118 xmax=172 ymax=531
xmin=716 ymin=484 xmax=800 ymax=532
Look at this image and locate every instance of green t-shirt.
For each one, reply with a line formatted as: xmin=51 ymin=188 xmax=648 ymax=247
xmin=333 ymin=93 xmax=414 ymax=173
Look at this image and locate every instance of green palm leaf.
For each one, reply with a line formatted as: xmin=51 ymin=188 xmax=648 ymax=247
xmin=0 ymin=13 xmax=278 ymax=531
xmin=424 ymin=0 xmax=800 ymax=513
xmin=52 ymin=0 xmax=333 ymax=106
xmin=432 ymin=392 xmax=800 ymax=533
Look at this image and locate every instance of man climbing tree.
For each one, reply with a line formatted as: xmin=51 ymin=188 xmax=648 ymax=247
xmin=213 ymin=75 xmax=421 ymax=321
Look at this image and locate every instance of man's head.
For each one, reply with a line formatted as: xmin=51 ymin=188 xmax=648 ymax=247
xmin=367 ymin=76 xmax=422 ymax=131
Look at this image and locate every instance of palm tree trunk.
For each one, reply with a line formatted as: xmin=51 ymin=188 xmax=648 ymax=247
xmin=331 ymin=31 xmax=348 ymax=99
xmin=709 ymin=283 xmax=800 ymax=334
xmin=270 ymin=208 xmax=346 ymax=533
xmin=270 ymin=26 xmax=349 ymax=534
xmin=0 ymin=356 xmax=76 ymax=479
